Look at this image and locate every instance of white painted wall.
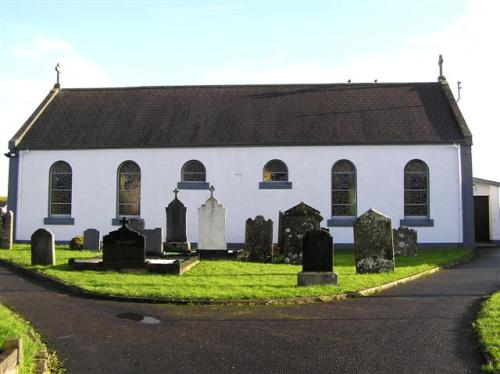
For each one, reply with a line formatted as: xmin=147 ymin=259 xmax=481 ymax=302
xmin=15 ymin=144 xmax=464 ymax=244
xmin=473 ymin=181 xmax=500 ymax=241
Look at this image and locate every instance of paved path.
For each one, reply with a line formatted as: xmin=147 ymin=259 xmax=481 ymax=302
xmin=1 ymin=249 xmax=499 ymax=374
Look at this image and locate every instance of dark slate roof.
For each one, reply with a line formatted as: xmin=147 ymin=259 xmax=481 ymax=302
xmin=11 ymin=82 xmax=472 ymax=150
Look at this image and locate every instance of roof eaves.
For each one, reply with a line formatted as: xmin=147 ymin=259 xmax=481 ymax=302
xmin=9 ymin=85 xmax=61 ymax=150
xmin=440 ymin=79 xmax=473 ymax=145
xmin=473 ymin=177 xmax=500 ymax=187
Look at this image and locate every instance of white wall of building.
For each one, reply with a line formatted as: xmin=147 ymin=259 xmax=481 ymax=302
xmin=473 ymin=181 xmax=500 ymax=241
xmin=15 ymin=144 xmax=464 ymax=244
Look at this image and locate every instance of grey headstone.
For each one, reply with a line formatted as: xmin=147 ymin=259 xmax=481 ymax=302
xmin=103 ymin=219 xmax=145 ymax=264
xmin=166 ymin=192 xmax=187 ymax=243
xmin=354 ymin=209 xmax=395 ymax=273
xmin=198 ymin=186 xmax=226 ymax=250
xmin=244 ymin=215 xmax=273 ymax=262
xmin=128 ymin=218 xmax=145 ymax=232
xmin=142 ymin=228 xmax=163 ymax=255
xmin=31 ymin=228 xmax=55 ymax=265
xmin=83 ymin=229 xmax=101 ymax=251
xmin=393 ymin=227 xmax=418 ymax=256
xmin=280 ymin=202 xmax=323 ymax=264
xmin=0 ymin=210 xmax=13 ymax=249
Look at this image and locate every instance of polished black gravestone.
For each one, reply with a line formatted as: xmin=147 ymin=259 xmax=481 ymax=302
xmin=102 ymin=218 xmax=145 ymax=266
xmin=165 ymin=188 xmax=191 ymax=252
xmin=297 ymin=229 xmax=337 ymax=286
xmin=279 ymin=202 xmax=323 ymax=264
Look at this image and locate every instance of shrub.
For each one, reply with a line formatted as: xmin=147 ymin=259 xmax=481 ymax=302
xmin=69 ymin=236 xmax=84 ymax=250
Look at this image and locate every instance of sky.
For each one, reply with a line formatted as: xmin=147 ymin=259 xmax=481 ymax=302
xmin=1 ymin=0 xmax=499 ymax=196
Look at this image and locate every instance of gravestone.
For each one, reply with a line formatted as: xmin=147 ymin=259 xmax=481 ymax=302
xmin=83 ymin=229 xmax=101 ymax=251
xmin=128 ymin=218 xmax=145 ymax=232
xmin=0 ymin=210 xmax=13 ymax=249
xmin=165 ymin=188 xmax=191 ymax=251
xmin=102 ymin=218 xmax=145 ymax=265
xmin=31 ymin=228 xmax=55 ymax=265
xmin=354 ymin=209 xmax=395 ymax=273
xmin=244 ymin=215 xmax=273 ymax=262
xmin=198 ymin=186 xmax=226 ymax=250
xmin=142 ymin=228 xmax=163 ymax=255
xmin=393 ymin=227 xmax=418 ymax=256
xmin=298 ymin=229 xmax=337 ymax=286
xmin=279 ymin=202 xmax=323 ymax=264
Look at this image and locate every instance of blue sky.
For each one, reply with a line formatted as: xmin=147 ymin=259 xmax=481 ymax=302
xmin=1 ymin=0 xmax=499 ymax=195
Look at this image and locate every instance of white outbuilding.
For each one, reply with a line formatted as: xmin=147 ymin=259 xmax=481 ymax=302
xmin=6 ymin=77 xmax=475 ymax=248
xmin=473 ymin=177 xmax=500 ymax=244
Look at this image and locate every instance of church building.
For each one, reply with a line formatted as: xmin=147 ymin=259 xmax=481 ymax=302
xmin=6 ymin=73 xmax=475 ymax=248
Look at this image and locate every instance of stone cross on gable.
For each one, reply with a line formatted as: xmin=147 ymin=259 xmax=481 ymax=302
xmin=209 ymin=185 xmax=215 ymax=198
xmin=438 ymin=55 xmax=444 ymax=79
xmin=173 ymin=188 xmax=179 ymax=199
xmin=55 ymin=63 xmax=61 ymax=85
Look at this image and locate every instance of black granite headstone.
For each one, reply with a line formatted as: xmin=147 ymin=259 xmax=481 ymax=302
xmin=166 ymin=189 xmax=187 ymax=243
xmin=302 ymin=229 xmax=333 ymax=272
xmin=102 ymin=218 xmax=145 ymax=264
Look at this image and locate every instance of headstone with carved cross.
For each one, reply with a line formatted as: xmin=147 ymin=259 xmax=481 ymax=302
xmin=198 ymin=185 xmax=227 ymax=250
xmin=165 ymin=188 xmax=191 ymax=252
xmin=102 ymin=217 xmax=145 ymax=265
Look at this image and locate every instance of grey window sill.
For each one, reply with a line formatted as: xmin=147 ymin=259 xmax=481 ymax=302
xmin=112 ymin=218 xmax=144 ymax=226
xmin=177 ymin=182 xmax=210 ymax=190
xmin=327 ymin=217 xmax=356 ymax=227
xmin=259 ymin=181 xmax=293 ymax=189
xmin=400 ymin=218 xmax=434 ymax=227
xmin=44 ymin=217 xmax=75 ymax=225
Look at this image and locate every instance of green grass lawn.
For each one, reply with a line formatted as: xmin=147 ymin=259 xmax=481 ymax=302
xmin=0 ymin=304 xmax=46 ymax=374
xmin=475 ymin=292 xmax=500 ymax=373
xmin=0 ymin=244 xmax=469 ymax=301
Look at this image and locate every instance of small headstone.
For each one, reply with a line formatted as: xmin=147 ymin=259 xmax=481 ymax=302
xmin=102 ymin=218 xmax=145 ymax=264
xmin=142 ymin=228 xmax=163 ymax=255
xmin=83 ymin=229 xmax=101 ymax=251
xmin=393 ymin=227 xmax=418 ymax=256
xmin=165 ymin=188 xmax=191 ymax=251
xmin=244 ymin=215 xmax=273 ymax=262
xmin=198 ymin=186 xmax=226 ymax=250
xmin=0 ymin=210 xmax=13 ymax=249
xmin=31 ymin=228 xmax=55 ymax=265
xmin=279 ymin=202 xmax=323 ymax=264
xmin=128 ymin=218 xmax=145 ymax=232
xmin=354 ymin=209 xmax=395 ymax=273
xmin=298 ymin=229 xmax=337 ymax=286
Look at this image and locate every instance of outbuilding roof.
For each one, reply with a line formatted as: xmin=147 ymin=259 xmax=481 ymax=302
xmin=10 ymin=81 xmax=472 ymax=150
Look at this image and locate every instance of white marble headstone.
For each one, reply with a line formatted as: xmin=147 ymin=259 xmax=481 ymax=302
xmin=198 ymin=188 xmax=226 ymax=250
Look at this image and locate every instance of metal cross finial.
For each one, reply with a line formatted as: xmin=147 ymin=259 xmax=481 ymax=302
xmin=173 ymin=188 xmax=179 ymax=198
xmin=438 ymin=55 xmax=444 ymax=80
xmin=120 ymin=216 xmax=129 ymax=227
xmin=55 ymin=63 xmax=61 ymax=86
xmin=209 ymin=185 xmax=215 ymax=198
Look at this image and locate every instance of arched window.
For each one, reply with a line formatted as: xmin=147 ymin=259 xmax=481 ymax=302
xmin=404 ymin=160 xmax=429 ymax=217
xmin=49 ymin=161 xmax=72 ymax=216
xmin=181 ymin=160 xmax=206 ymax=182
xmin=263 ymin=159 xmax=288 ymax=182
xmin=331 ymin=160 xmax=356 ymax=216
xmin=117 ymin=161 xmax=141 ymax=216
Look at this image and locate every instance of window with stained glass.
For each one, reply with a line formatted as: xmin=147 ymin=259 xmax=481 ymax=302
xmin=404 ymin=160 xmax=429 ymax=217
xmin=263 ymin=160 xmax=288 ymax=182
xmin=49 ymin=161 xmax=72 ymax=216
xmin=182 ymin=160 xmax=206 ymax=182
xmin=331 ymin=160 xmax=356 ymax=216
xmin=118 ymin=161 xmax=141 ymax=216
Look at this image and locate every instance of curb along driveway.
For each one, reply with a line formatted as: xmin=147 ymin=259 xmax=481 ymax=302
xmin=1 ymin=248 xmax=499 ymax=373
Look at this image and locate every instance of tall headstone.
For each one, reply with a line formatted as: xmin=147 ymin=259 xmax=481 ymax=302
xmin=31 ymin=228 xmax=55 ymax=265
xmin=165 ymin=188 xmax=191 ymax=251
xmin=102 ymin=218 xmax=145 ymax=265
xmin=83 ymin=229 xmax=101 ymax=251
xmin=244 ymin=215 xmax=273 ymax=262
xmin=298 ymin=229 xmax=337 ymax=286
xmin=393 ymin=227 xmax=418 ymax=256
xmin=142 ymin=228 xmax=163 ymax=255
xmin=280 ymin=202 xmax=323 ymax=264
xmin=354 ymin=209 xmax=395 ymax=273
xmin=198 ymin=186 xmax=226 ymax=250
xmin=0 ymin=210 xmax=13 ymax=249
